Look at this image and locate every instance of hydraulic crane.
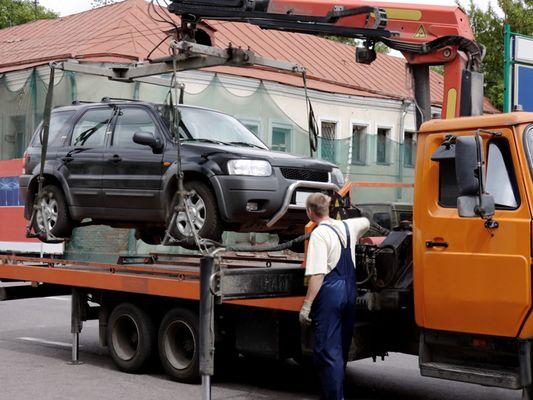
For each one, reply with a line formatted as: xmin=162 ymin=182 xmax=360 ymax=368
xmin=167 ymin=0 xmax=486 ymax=128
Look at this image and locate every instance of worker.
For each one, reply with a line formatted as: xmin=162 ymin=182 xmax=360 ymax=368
xmin=299 ymin=193 xmax=370 ymax=400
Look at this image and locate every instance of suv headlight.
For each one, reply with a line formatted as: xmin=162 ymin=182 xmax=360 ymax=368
xmin=331 ymin=168 xmax=345 ymax=185
xmin=227 ymin=159 xmax=272 ymax=176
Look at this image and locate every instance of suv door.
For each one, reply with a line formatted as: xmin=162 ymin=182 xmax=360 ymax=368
xmin=102 ymin=106 xmax=164 ymax=217
xmin=64 ymin=107 xmax=113 ymax=209
xmin=415 ymin=129 xmax=532 ymax=337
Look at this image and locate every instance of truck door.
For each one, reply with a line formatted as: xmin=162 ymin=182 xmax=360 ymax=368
xmin=415 ymin=129 xmax=532 ymax=337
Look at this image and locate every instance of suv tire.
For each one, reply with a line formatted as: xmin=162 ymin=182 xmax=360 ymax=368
xmin=33 ymin=184 xmax=73 ymax=241
xmin=167 ymin=181 xmax=223 ymax=248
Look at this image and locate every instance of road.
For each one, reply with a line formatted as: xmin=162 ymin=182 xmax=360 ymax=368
xmin=0 ymin=296 xmax=521 ymax=400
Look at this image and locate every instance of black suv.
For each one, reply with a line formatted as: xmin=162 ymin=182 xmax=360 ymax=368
xmin=20 ymin=100 xmax=343 ymax=247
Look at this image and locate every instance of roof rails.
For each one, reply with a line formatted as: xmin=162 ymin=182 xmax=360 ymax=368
xmin=101 ymin=97 xmax=144 ymax=103
xmin=71 ymin=100 xmax=95 ymax=105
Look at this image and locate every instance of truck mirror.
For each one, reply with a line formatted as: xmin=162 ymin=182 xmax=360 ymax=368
xmin=455 ymin=135 xmax=496 ymax=221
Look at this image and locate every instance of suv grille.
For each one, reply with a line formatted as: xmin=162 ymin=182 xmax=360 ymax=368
xmin=280 ymin=167 xmax=329 ymax=182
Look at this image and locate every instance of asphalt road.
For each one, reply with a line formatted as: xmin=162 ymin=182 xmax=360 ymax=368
xmin=0 ymin=296 xmax=522 ymax=400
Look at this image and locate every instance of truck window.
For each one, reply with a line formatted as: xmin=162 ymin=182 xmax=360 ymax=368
xmin=438 ymin=159 xmax=459 ymax=208
xmin=486 ymin=139 xmax=519 ymax=209
xmin=71 ymin=108 xmax=113 ymax=147
xmin=112 ymin=107 xmax=158 ymax=149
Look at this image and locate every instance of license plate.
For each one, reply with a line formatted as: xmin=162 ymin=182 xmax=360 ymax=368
xmin=295 ymin=191 xmax=312 ymax=206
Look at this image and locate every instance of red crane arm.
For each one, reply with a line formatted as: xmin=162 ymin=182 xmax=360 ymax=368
xmin=168 ymin=0 xmax=485 ymax=125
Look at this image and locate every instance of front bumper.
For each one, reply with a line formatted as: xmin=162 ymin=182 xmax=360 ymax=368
xmin=210 ymin=169 xmax=339 ymax=231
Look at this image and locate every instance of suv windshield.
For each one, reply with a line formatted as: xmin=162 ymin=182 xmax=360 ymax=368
xmin=159 ymin=106 xmax=268 ymax=150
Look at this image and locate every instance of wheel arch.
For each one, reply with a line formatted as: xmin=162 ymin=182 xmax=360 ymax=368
xmin=25 ymin=172 xmax=72 ymax=219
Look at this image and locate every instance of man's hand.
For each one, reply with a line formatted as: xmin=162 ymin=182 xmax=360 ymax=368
xmin=299 ymin=299 xmax=313 ymax=326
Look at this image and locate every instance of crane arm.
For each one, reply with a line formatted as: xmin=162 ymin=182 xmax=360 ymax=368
xmin=168 ymin=0 xmax=486 ymax=126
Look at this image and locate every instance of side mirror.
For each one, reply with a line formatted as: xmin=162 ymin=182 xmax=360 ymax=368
xmin=133 ymin=131 xmax=162 ymax=152
xmin=455 ymin=136 xmax=496 ymax=220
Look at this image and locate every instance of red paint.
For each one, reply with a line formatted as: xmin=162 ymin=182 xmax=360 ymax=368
xmin=0 ymin=159 xmax=23 ymax=176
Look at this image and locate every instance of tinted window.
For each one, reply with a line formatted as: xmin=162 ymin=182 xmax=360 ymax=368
xmin=486 ymin=139 xmax=519 ymax=209
xmin=377 ymin=128 xmax=390 ymax=164
xmin=438 ymin=159 xmax=459 ymax=207
xmin=113 ymin=108 xmax=157 ymax=149
xmin=31 ymin=111 xmax=75 ymax=147
xmin=71 ymin=108 xmax=113 ymax=147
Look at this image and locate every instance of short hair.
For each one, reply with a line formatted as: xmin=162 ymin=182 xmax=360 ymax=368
xmin=306 ymin=193 xmax=331 ymax=218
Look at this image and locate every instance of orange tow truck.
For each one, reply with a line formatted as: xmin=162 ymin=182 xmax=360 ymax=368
xmin=2 ymin=0 xmax=533 ymax=399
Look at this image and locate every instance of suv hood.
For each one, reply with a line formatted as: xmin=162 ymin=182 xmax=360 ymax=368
xmin=182 ymin=142 xmax=336 ymax=170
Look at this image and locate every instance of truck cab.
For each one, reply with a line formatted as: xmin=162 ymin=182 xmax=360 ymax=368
xmin=413 ymin=113 xmax=533 ymax=390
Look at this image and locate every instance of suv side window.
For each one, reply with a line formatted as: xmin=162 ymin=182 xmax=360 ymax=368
xmin=31 ymin=111 xmax=75 ymax=147
xmin=71 ymin=108 xmax=113 ymax=147
xmin=112 ymin=107 xmax=157 ymax=149
xmin=486 ymin=139 xmax=519 ymax=209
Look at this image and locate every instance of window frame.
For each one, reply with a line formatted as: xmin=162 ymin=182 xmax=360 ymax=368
xmin=350 ymin=121 xmax=369 ymax=165
xmin=270 ymin=121 xmax=293 ymax=152
xmin=403 ymin=130 xmax=417 ymax=168
xmin=376 ymin=126 xmax=392 ymax=165
xmin=237 ymin=117 xmax=262 ymax=139
xmin=319 ymin=118 xmax=339 ymax=163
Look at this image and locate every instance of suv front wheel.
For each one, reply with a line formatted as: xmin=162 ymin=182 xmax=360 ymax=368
xmin=33 ymin=184 xmax=73 ymax=242
xmin=167 ymin=181 xmax=223 ymax=249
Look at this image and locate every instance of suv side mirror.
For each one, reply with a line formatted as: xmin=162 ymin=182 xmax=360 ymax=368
xmin=133 ymin=131 xmax=162 ymax=152
xmin=455 ymin=135 xmax=496 ymax=220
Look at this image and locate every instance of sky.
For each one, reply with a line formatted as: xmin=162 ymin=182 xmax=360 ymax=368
xmin=39 ymin=0 xmax=500 ymax=17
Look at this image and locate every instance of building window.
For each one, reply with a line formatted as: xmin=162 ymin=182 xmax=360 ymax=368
xmin=271 ymin=125 xmax=291 ymax=152
xmin=404 ymin=131 xmax=416 ymax=167
xmin=351 ymin=125 xmax=367 ymax=164
xmin=377 ymin=127 xmax=390 ymax=164
xmin=239 ymin=119 xmax=261 ymax=137
xmin=321 ymin=121 xmax=337 ymax=163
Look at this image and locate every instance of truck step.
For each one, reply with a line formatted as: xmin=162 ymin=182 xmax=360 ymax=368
xmin=420 ymin=361 xmax=521 ymax=389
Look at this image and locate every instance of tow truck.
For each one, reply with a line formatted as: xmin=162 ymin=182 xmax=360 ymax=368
xmin=2 ymin=1 xmax=533 ymax=399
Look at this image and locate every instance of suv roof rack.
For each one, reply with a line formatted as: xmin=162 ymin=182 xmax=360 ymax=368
xmin=71 ymin=100 xmax=95 ymax=105
xmin=101 ymin=97 xmax=144 ymax=103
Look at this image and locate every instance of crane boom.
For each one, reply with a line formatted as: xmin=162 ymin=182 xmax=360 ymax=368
xmin=168 ymin=0 xmax=485 ymax=127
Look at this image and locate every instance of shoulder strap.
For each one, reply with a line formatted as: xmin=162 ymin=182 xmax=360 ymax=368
xmin=321 ymin=224 xmax=347 ymax=249
xmin=342 ymin=221 xmax=351 ymax=248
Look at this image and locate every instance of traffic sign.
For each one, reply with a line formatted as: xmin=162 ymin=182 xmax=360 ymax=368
xmin=504 ymin=25 xmax=533 ymax=112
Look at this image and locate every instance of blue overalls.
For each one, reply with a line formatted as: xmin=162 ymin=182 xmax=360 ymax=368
xmin=311 ymin=221 xmax=356 ymax=400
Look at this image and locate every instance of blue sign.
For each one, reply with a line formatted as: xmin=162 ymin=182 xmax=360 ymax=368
xmin=515 ymin=65 xmax=533 ymax=112
xmin=0 ymin=177 xmax=23 ymax=207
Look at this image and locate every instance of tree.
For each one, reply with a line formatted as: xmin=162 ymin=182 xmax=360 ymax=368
xmin=465 ymin=0 xmax=533 ymax=110
xmin=0 ymin=0 xmax=57 ymax=29
xmin=91 ymin=0 xmax=118 ymax=8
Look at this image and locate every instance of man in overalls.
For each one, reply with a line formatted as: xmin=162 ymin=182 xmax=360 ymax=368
xmin=299 ymin=193 xmax=370 ymax=400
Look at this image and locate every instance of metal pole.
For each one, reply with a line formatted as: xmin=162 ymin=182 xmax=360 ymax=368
xmin=200 ymin=256 xmax=215 ymax=400
xmin=411 ymin=64 xmax=432 ymax=130
xmin=503 ymin=23 xmax=512 ymax=113
xmin=69 ymin=288 xmax=83 ymax=365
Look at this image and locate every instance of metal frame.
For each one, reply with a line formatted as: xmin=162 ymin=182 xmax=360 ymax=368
xmin=54 ymin=41 xmax=305 ymax=83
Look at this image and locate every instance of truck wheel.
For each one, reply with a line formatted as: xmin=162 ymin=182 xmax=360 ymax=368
xmin=158 ymin=308 xmax=200 ymax=383
xmin=168 ymin=181 xmax=223 ymax=249
xmin=33 ymin=184 xmax=73 ymax=241
xmin=107 ymin=303 xmax=155 ymax=373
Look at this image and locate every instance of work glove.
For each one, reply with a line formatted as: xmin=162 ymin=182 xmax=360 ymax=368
xmin=299 ymin=300 xmax=313 ymax=327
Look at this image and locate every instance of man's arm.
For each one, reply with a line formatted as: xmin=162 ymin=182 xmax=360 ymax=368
xmin=305 ymin=274 xmax=325 ymax=304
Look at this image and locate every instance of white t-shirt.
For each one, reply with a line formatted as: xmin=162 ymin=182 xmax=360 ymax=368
xmin=304 ymin=217 xmax=370 ymax=276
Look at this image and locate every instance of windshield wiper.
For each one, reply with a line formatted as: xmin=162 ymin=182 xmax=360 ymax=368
xmin=227 ymin=141 xmax=264 ymax=149
xmin=181 ymin=138 xmax=228 ymax=146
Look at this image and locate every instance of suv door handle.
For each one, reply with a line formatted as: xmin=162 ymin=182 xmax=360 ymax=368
xmin=426 ymin=240 xmax=449 ymax=248
xmin=109 ymin=154 xmax=122 ymax=163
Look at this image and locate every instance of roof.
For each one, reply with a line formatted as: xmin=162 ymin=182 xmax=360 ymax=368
xmin=0 ymin=0 xmax=498 ymax=112
xmin=419 ymin=112 xmax=533 ymax=133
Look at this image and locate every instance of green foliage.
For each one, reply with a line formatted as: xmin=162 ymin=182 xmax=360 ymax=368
xmin=0 ymin=0 xmax=57 ymax=29
xmin=323 ymin=36 xmax=390 ymax=54
xmin=465 ymin=0 xmax=533 ymax=110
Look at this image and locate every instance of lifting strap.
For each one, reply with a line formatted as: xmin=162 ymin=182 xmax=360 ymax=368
xmin=302 ymin=71 xmax=318 ymax=157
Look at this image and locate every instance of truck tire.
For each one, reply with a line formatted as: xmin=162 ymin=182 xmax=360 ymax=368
xmin=33 ymin=184 xmax=73 ymax=242
xmin=107 ymin=303 xmax=156 ymax=373
xmin=158 ymin=308 xmax=200 ymax=383
xmin=167 ymin=181 xmax=223 ymax=249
